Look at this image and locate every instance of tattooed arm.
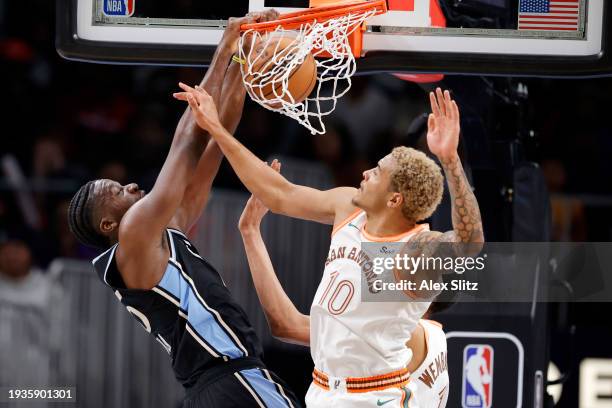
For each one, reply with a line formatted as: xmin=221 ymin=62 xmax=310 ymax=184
xmin=394 ymin=89 xmax=484 ymax=300
xmin=426 ymin=88 xmax=484 ymax=251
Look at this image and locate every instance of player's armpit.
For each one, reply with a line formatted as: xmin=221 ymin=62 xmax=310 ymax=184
xmin=115 ymin=242 xmax=169 ymax=290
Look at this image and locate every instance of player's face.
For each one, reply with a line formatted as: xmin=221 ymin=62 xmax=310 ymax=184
xmin=352 ymin=154 xmax=397 ymax=212
xmin=94 ymin=179 xmax=146 ymax=226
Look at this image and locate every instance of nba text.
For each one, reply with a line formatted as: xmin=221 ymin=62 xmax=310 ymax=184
xmin=103 ymin=0 xmax=134 ymax=17
xmin=106 ymin=1 xmax=126 ymax=13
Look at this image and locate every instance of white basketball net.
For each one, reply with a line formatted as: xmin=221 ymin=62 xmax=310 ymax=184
xmin=238 ymin=9 xmax=377 ymax=135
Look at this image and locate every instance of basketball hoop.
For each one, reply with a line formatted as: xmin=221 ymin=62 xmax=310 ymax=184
xmin=239 ymin=0 xmax=387 ymax=135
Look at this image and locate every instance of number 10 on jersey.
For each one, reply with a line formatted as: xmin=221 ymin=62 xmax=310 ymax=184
xmin=317 ymin=271 xmax=355 ymax=315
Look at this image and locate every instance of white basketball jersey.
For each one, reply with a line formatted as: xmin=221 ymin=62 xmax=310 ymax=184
xmin=310 ymin=210 xmax=431 ymax=378
xmin=412 ymin=319 xmax=449 ymax=408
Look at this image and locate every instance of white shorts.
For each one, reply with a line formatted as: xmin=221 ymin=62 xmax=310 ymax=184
xmin=305 ymin=380 xmax=421 ymax=408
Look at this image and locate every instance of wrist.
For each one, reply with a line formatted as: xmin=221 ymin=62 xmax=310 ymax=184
xmin=437 ymin=151 xmax=460 ymax=164
xmin=207 ymin=121 xmax=226 ymax=140
xmin=239 ymin=223 xmax=262 ymax=235
xmin=219 ymin=33 xmax=241 ymax=54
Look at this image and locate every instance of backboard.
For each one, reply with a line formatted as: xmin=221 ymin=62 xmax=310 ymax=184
xmin=56 ymin=0 xmax=612 ymax=76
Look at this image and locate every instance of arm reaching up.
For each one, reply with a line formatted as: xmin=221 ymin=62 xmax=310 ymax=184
xmin=396 ymin=89 xmax=484 ymax=299
xmin=115 ymin=17 xmax=251 ymax=289
xmin=426 ymin=88 xmax=484 ymax=250
xmin=171 ymin=11 xmax=280 ymax=233
xmin=173 ymin=85 xmax=357 ymax=226
xmin=238 ymin=161 xmax=310 ymax=346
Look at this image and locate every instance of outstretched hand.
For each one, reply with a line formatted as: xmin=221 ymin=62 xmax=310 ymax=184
xmin=238 ymin=160 xmax=281 ymax=230
xmin=173 ymin=82 xmax=222 ymax=133
xmin=427 ymin=88 xmax=460 ymax=161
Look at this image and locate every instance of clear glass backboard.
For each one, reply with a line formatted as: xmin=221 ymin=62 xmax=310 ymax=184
xmin=56 ymin=0 xmax=611 ymax=76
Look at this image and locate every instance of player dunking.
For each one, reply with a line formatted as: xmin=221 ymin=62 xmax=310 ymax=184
xmin=236 ymin=160 xmax=449 ymax=407
xmin=67 ymin=12 xmax=301 ymax=408
xmin=175 ymin=84 xmax=483 ymax=407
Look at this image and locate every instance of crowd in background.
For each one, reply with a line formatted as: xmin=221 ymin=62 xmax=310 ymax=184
xmin=1 ymin=0 xmax=612 ymax=281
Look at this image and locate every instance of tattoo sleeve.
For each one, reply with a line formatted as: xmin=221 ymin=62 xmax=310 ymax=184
xmin=440 ymin=154 xmax=484 ymax=244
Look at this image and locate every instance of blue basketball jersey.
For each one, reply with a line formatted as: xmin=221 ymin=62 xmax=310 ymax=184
xmin=92 ymin=228 xmax=263 ymax=387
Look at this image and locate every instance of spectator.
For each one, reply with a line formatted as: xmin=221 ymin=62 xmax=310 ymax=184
xmin=0 ymin=240 xmax=51 ymax=308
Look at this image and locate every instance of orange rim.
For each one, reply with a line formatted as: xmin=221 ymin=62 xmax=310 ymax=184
xmin=240 ymin=0 xmax=387 ymax=32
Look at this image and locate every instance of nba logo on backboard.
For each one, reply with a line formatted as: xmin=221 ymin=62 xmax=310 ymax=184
xmin=103 ymin=0 xmax=134 ymax=17
xmin=462 ymin=344 xmax=493 ymax=408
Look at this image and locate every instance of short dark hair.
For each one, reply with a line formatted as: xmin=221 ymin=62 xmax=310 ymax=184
xmin=67 ymin=180 xmax=109 ymax=249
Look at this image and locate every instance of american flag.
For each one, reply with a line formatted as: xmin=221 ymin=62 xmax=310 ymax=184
xmin=518 ymin=0 xmax=580 ymax=31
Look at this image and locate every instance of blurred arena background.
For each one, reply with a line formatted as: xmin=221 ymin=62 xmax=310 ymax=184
xmin=1 ymin=1 xmax=612 ymax=407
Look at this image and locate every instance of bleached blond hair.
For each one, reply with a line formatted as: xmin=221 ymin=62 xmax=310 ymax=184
xmin=389 ymin=146 xmax=444 ymax=222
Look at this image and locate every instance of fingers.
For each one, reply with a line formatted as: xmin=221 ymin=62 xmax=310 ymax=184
xmin=179 ymin=82 xmax=196 ymax=93
xmin=245 ymin=12 xmax=261 ymax=22
xmin=194 ymin=84 xmax=208 ymax=97
xmin=186 ymin=93 xmax=199 ymax=112
xmin=451 ymin=100 xmax=460 ymax=122
xmin=262 ymin=9 xmax=280 ymax=22
xmin=443 ymin=89 xmax=454 ymax=119
xmin=173 ymin=92 xmax=189 ymax=101
xmin=429 ymin=91 xmax=441 ymax=117
xmin=243 ymin=194 xmax=267 ymax=215
xmin=175 ymin=83 xmax=211 ymax=105
xmin=270 ymin=159 xmax=281 ymax=173
xmin=232 ymin=15 xmax=255 ymax=27
xmin=442 ymin=89 xmax=459 ymax=122
xmin=430 ymin=88 xmax=458 ymax=120
xmin=194 ymin=86 xmax=212 ymax=108
xmin=177 ymin=83 xmax=201 ymax=105
xmin=246 ymin=9 xmax=279 ymax=23
xmin=435 ymin=88 xmax=446 ymax=116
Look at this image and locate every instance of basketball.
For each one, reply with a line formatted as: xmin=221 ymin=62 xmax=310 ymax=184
xmin=245 ymin=35 xmax=317 ymax=107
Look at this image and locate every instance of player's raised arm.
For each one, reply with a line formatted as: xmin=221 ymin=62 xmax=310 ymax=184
xmin=172 ymin=12 xmax=279 ymax=233
xmin=426 ymin=88 xmax=484 ymax=252
xmin=237 ymin=162 xmax=310 ymax=346
xmin=392 ymin=90 xmax=484 ymax=299
xmin=114 ymin=22 xmax=249 ymax=289
xmin=174 ymin=86 xmax=356 ymax=225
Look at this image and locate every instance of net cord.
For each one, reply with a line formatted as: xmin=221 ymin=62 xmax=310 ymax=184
xmin=238 ymin=8 xmax=377 ymax=135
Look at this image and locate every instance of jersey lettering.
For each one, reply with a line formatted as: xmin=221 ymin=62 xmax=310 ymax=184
xmin=418 ymin=351 xmax=448 ymax=388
